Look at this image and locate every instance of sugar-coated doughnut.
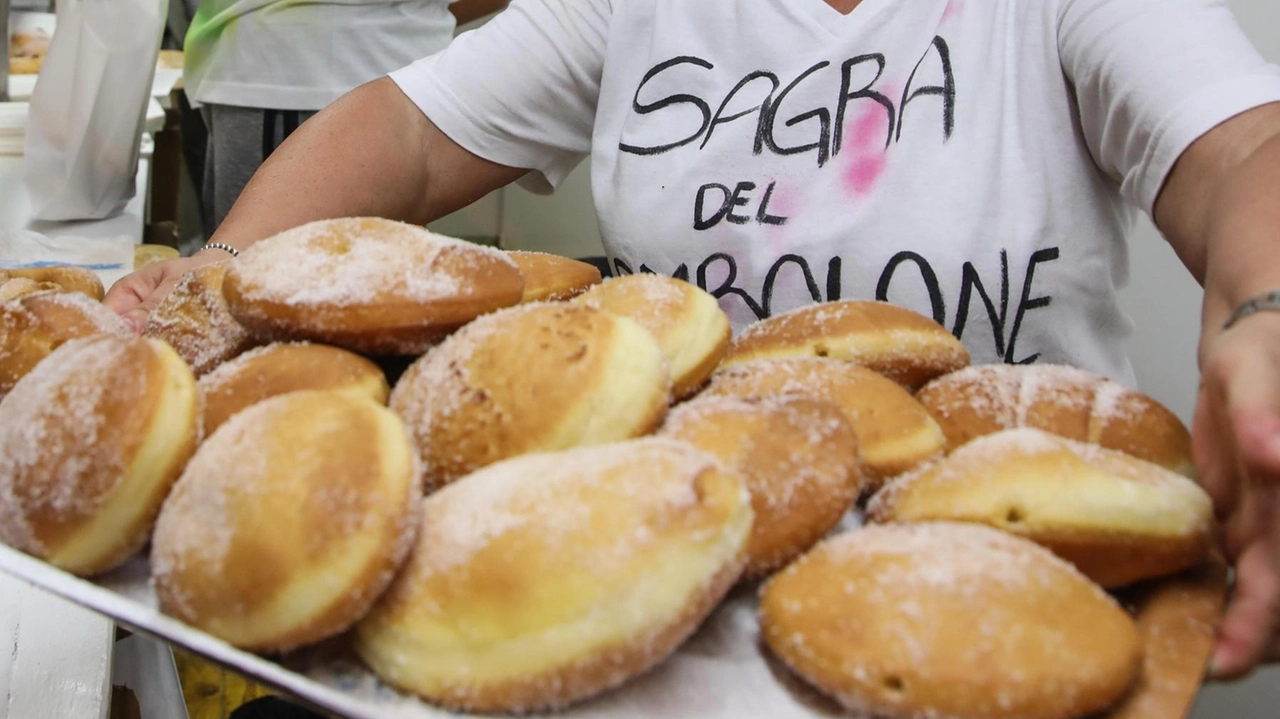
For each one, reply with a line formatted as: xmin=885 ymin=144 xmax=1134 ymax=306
xmin=223 ymin=218 xmax=524 ymax=355
xmin=9 ymin=56 xmax=42 ymax=75
xmin=868 ymin=428 xmax=1214 ymax=587
xmin=0 ymin=335 xmax=199 ymax=576
xmin=572 ymin=274 xmax=731 ymax=399
xmin=0 ymin=266 xmax=105 ymax=300
xmin=659 ymin=396 xmax=861 ymax=578
xmin=198 ymin=342 xmax=389 ymax=437
xmin=702 ymin=358 xmax=944 ymax=490
xmin=1103 ymin=561 xmax=1228 ymax=719
xmin=144 ymin=262 xmax=258 ymax=377
xmin=354 ymin=439 xmax=753 ymax=713
xmin=761 ymin=522 xmax=1143 ymax=719
xmin=506 ymin=250 xmax=602 ymax=302
xmin=0 ymin=291 xmax=132 ymax=400
xmin=0 ymin=277 xmax=60 ymax=302
xmin=152 ymin=391 xmax=420 ymax=652
xmin=134 ymin=244 xmax=180 ymax=269
xmin=390 ymin=303 xmax=670 ymax=491
xmin=917 ymin=364 xmax=1195 ymax=476
xmin=721 ymin=300 xmax=970 ymax=389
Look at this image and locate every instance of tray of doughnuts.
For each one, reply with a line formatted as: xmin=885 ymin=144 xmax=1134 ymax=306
xmin=0 ymin=218 xmax=1227 ymax=719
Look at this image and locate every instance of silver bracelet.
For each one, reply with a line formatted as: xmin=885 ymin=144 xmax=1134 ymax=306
xmin=1223 ymin=290 xmax=1280 ymax=331
xmin=200 ymin=242 xmax=240 ymax=258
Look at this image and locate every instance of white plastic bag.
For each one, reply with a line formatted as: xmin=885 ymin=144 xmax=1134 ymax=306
xmin=23 ymin=0 xmax=167 ymax=221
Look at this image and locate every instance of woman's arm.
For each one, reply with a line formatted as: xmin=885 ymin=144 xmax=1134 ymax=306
xmin=104 ymin=77 xmax=525 ymax=330
xmin=209 ymin=76 xmax=524 ymax=253
xmin=1154 ymin=101 xmax=1280 ymax=679
xmin=450 ymin=0 xmax=510 ymax=26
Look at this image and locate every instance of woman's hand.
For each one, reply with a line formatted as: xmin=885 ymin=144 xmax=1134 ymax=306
xmin=102 ymin=254 xmax=221 ymax=333
xmin=1196 ymin=312 xmax=1280 ymax=679
xmin=1151 ymin=103 xmax=1280 ymax=680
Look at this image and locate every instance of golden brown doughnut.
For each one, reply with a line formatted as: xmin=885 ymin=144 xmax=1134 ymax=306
xmin=572 ymin=274 xmax=732 ymax=399
xmin=1104 ymin=561 xmax=1228 ymax=719
xmin=0 ymin=278 xmax=60 ymax=302
xmin=8 ymin=56 xmax=42 ymax=75
xmin=868 ymin=428 xmax=1214 ymax=587
xmin=702 ymin=357 xmax=944 ymax=490
xmin=134 ymin=244 xmax=181 ymax=269
xmin=9 ymin=30 xmax=48 ymax=75
xmin=506 ymin=250 xmax=602 ymax=302
xmin=0 ymin=335 xmax=199 ymax=576
xmin=390 ymin=303 xmax=670 ymax=491
xmin=198 ymin=342 xmax=389 ymax=437
xmin=223 ymin=218 xmax=524 ymax=355
xmin=0 ymin=266 xmax=105 ymax=300
xmin=721 ymin=300 xmax=970 ymax=389
xmin=144 ymin=262 xmax=258 ymax=377
xmin=659 ymin=395 xmax=861 ymax=578
xmin=760 ymin=522 xmax=1143 ymax=719
xmin=917 ymin=364 xmax=1195 ymax=476
xmin=0 ymin=291 xmax=132 ymax=401
xmin=354 ymin=439 xmax=753 ymax=713
xmin=151 ymin=391 xmax=420 ymax=652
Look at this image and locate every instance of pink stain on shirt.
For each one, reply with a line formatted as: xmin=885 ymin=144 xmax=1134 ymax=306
xmin=848 ymin=105 xmax=888 ymax=152
xmin=942 ymin=0 xmax=963 ymax=23
xmin=845 ymin=154 xmax=889 ymax=196
xmin=842 ymin=104 xmax=891 ymax=196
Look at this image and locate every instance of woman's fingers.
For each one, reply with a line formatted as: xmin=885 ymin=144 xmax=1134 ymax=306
xmin=102 ymin=257 xmax=208 ymax=334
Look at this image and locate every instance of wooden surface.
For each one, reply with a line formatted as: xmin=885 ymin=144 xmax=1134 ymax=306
xmin=0 ymin=572 xmax=114 ymax=719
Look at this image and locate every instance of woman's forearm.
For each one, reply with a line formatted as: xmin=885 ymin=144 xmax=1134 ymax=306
xmin=1199 ymin=127 xmax=1280 ymax=350
xmin=206 ymin=77 xmax=522 ymax=254
xmin=1153 ymin=103 xmax=1280 ymax=360
xmin=451 ymin=0 xmax=509 ymax=27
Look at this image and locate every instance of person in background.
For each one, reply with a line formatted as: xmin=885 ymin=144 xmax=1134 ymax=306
xmin=185 ymin=0 xmax=507 ymax=236
xmin=109 ymin=0 xmax=1280 ymax=683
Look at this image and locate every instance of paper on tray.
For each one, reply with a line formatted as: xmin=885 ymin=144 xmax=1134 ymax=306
xmin=0 ymin=545 xmax=843 ymax=719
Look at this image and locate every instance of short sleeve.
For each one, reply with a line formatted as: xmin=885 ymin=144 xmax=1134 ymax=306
xmin=389 ymin=0 xmax=612 ymax=193
xmin=1057 ymin=0 xmax=1280 ymax=215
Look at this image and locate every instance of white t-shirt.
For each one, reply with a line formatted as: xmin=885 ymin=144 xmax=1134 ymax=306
xmin=391 ymin=0 xmax=1280 ymax=383
xmin=186 ymin=0 xmax=457 ymax=110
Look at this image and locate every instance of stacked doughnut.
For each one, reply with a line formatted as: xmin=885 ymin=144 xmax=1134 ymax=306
xmin=0 ymin=218 xmax=1225 ymax=719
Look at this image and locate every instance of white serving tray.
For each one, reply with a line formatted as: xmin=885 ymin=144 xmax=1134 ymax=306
xmin=0 ymin=542 xmax=845 ymax=719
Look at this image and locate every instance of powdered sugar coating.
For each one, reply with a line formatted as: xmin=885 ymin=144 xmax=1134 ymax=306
xmin=870 ymin=427 xmax=1209 ymax=522
xmin=196 ymin=341 xmax=297 ymax=393
xmin=798 ymin=521 xmax=1102 ymax=596
xmin=660 ymin=395 xmax=861 ymax=577
xmin=9 ymin=290 xmax=132 ymax=337
xmin=413 ymin=439 xmax=722 ymax=577
xmin=763 ymin=522 xmax=1140 ymax=719
xmin=0 ymin=278 xmax=59 ymax=302
xmin=390 ymin=302 xmax=670 ymax=489
xmin=575 ymin=275 xmax=691 ymax=337
xmin=918 ymin=364 xmax=1193 ymax=473
xmin=151 ymin=391 xmax=422 ymax=649
xmin=145 ymin=261 xmax=256 ymax=376
xmin=727 ymin=300 xmax=970 ymax=388
xmin=0 ymin=336 xmax=145 ymax=555
xmin=229 ymin=218 xmax=515 ymax=308
xmin=0 ymin=291 xmax=133 ymax=398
